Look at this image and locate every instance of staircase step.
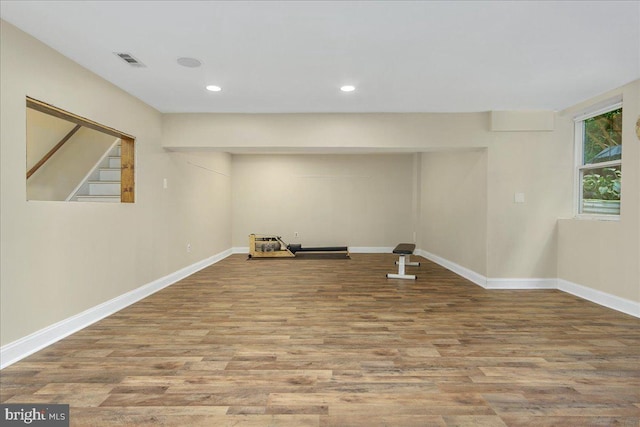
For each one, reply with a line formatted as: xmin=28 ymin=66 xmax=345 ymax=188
xmin=88 ymin=181 xmax=120 ymax=196
xmin=108 ymin=157 xmax=121 ymax=168
xmin=99 ymin=168 xmax=121 ymax=181
xmin=76 ymin=195 xmax=121 ymax=203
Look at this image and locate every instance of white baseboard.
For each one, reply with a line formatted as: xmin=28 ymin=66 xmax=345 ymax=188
xmin=0 ymin=248 xmax=232 ymax=370
xmin=486 ymin=278 xmax=557 ymax=289
xmin=558 ymin=279 xmax=640 ymax=318
xmin=416 ymin=249 xmax=487 ymax=287
xmin=233 ymin=246 xmax=393 ymax=254
xmin=350 ymin=246 xmax=394 ymax=253
xmin=415 ymin=249 xmax=638 ymax=318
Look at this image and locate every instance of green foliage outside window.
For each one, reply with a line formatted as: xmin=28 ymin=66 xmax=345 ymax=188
xmin=583 ymin=108 xmax=622 ymax=164
xmin=579 ymin=107 xmax=622 ymax=214
xmin=583 ymin=167 xmax=621 ymax=201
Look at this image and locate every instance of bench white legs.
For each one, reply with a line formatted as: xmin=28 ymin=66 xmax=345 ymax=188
xmin=395 ymin=255 xmax=420 ymax=267
xmin=387 ymin=243 xmax=419 ymax=280
xmin=386 ymin=254 xmax=417 ymax=280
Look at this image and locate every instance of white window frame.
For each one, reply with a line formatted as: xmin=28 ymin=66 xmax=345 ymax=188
xmin=573 ymin=100 xmax=622 ymax=220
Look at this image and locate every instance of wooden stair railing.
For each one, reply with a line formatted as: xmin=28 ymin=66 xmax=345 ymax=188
xmin=27 ymin=97 xmax=131 ymax=139
xmin=27 ymin=124 xmax=81 ymax=179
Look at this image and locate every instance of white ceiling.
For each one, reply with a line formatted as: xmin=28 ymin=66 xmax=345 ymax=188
xmin=1 ymin=1 xmax=639 ymax=113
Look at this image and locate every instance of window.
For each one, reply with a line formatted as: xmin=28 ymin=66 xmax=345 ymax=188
xmin=575 ymin=102 xmax=622 ymax=217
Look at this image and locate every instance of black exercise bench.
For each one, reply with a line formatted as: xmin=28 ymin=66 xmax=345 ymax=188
xmin=386 ymin=243 xmax=419 ymax=280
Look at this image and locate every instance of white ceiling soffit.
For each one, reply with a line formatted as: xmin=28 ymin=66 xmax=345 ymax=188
xmin=1 ymin=1 xmax=639 ymax=113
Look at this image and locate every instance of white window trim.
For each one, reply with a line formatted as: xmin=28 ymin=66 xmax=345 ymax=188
xmin=573 ymin=100 xmax=622 ymax=122
xmin=573 ymin=101 xmax=622 ymax=220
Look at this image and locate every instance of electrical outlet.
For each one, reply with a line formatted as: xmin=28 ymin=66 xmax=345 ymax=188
xmin=187 ymin=243 xmax=191 ymax=253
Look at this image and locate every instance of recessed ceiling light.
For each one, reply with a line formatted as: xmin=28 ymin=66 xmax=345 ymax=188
xmin=206 ymin=85 xmax=222 ymax=92
xmin=177 ymin=57 xmax=202 ymax=68
xmin=340 ymin=85 xmax=356 ymax=92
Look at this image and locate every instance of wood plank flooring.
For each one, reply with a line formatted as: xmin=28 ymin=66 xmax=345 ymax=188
xmin=1 ymin=254 xmax=639 ymax=426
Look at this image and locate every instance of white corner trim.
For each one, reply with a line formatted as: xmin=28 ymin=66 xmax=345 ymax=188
xmin=416 ymin=249 xmax=487 ymax=287
xmin=558 ymin=279 xmax=640 ymax=318
xmin=486 ymin=278 xmax=557 ymax=289
xmin=0 ymin=248 xmax=232 ymax=370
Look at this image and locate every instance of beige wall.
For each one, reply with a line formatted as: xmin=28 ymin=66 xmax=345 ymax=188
xmin=26 ymin=109 xmax=76 ymax=170
xmin=166 ymin=111 xmax=573 ymax=279
xmin=163 ymin=150 xmax=232 ymax=267
xmin=419 ymin=150 xmax=488 ymax=275
xmin=231 ymin=154 xmax=415 ymax=248
xmin=0 ymin=21 xmax=232 ymax=346
xmin=486 ymin=123 xmax=574 ymax=278
xmin=163 ymin=112 xmax=489 ymax=152
xmin=557 ymin=80 xmax=640 ymax=302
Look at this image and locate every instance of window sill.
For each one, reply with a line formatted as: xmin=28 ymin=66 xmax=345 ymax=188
xmin=573 ymin=214 xmax=620 ymax=222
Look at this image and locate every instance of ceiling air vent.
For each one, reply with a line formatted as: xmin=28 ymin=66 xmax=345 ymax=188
xmin=114 ymin=52 xmax=146 ymax=68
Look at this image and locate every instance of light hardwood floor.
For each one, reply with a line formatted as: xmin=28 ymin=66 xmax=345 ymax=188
xmin=1 ymin=254 xmax=639 ymax=426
